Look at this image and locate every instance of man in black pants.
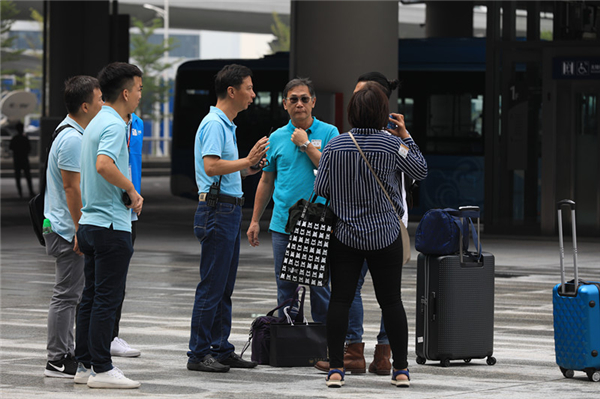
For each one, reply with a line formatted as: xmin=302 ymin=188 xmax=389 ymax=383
xmin=9 ymin=121 xmax=35 ymax=198
xmin=110 ymin=112 xmax=143 ymax=358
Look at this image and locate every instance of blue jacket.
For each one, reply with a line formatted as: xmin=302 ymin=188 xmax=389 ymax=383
xmin=129 ymin=113 xmax=143 ymax=193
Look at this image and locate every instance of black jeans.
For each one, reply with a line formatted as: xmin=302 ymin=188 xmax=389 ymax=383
xmin=112 ymin=220 xmax=136 ymax=339
xmin=327 ymin=233 xmax=408 ymax=370
xmin=75 ymin=225 xmax=133 ymax=372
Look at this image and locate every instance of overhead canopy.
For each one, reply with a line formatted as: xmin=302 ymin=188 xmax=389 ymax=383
xmin=11 ymin=0 xmax=428 ymax=37
xmin=9 ymin=0 xmax=557 ymax=39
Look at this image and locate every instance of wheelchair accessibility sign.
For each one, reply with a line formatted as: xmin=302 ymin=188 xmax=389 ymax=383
xmin=553 ymin=57 xmax=600 ymax=79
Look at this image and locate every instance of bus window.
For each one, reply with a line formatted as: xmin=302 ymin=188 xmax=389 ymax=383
xmin=425 ymin=93 xmax=484 ymax=155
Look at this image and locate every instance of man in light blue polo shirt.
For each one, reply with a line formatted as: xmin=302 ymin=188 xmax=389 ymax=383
xmin=43 ymin=75 xmax=103 ymax=379
xmin=247 ymin=77 xmax=339 ymax=323
xmin=109 ymin=112 xmax=143 ymax=358
xmin=75 ymin=62 xmax=144 ymax=389
xmin=187 ymin=64 xmax=268 ymax=373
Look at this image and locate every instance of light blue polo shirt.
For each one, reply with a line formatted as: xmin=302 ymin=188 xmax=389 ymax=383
xmin=195 ymin=106 xmax=242 ymax=198
xmin=79 ymin=105 xmax=131 ymax=232
xmin=264 ymin=117 xmax=339 ymax=234
xmin=44 ymin=116 xmax=83 ymax=242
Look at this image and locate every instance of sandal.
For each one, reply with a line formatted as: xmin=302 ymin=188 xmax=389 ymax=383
xmin=326 ymin=368 xmax=345 ymax=388
xmin=391 ymin=369 xmax=410 ymax=388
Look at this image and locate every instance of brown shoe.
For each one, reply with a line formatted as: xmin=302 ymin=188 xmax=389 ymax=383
xmin=315 ymin=359 xmax=330 ymax=372
xmin=368 ymin=344 xmax=391 ymax=375
xmin=314 ymin=343 xmax=366 ymax=374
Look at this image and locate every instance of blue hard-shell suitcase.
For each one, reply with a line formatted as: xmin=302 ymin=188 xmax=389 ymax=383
xmin=552 ymin=199 xmax=600 ymax=382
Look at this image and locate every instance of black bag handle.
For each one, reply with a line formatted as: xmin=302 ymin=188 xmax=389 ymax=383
xmin=266 ymin=286 xmax=304 ymax=317
xmin=302 ymin=192 xmax=330 ymax=223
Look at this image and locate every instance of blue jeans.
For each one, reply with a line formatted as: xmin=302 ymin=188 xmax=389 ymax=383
xmin=346 ymin=262 xmax=389 ymax=344
xmin=188 ymin=201 xmax=241 ymax=363
xmin=271 ymin=231 xmax=330 ymax=323
xmin=75 ymin=225 xmax=132 ymax=373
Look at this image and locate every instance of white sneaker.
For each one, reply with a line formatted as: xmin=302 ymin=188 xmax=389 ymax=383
xmin=110 ymin=337 xmax=141 ymax=357
xmin=87 ymin=366 xmax=141 ymax=389
xmin=74 ymin=363 xmax=94 ymax=384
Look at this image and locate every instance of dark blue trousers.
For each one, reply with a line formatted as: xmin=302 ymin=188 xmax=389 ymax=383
xmin=75 ymin=224 xmax=133 ymax=373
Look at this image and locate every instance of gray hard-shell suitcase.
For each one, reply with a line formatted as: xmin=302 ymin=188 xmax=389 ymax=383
xmin=415 ymin=206 xmax=496 ymax=367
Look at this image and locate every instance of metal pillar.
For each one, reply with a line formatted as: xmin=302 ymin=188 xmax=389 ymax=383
xmin=425 ymin=1 xmax=473 ymax=38
xmin=484 ymin=1 xmax=501 ymax=231
xmin=290 ymin=0 xmax=398 ymax=132
xmin=38 ymin=0 xmax=129 ymax=187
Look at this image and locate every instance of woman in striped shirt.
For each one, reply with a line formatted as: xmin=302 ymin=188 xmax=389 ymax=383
xmin=314 ymin=82 xmax=427 ymax=388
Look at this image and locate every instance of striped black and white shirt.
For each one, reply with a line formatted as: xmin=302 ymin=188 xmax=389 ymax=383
xmin=314 ymin=128 xmax=427 ymax=251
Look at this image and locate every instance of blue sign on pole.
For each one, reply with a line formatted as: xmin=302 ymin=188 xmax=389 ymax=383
xmin=553 ymin=57 xmax=600 ymax=80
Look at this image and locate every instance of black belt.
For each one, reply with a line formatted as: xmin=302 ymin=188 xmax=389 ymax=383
xmin=199 ymin=193 xmax=244 ymax=206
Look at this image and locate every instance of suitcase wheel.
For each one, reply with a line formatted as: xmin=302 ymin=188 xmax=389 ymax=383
xmin=463 ymin=358 xmax=472 ymax=364
xmin=486 ymin=356 xmax=497 ymax=366
xmin=416 ymin=356 xmax=426 ymax=365
xmin=587 ymin=370 xmax=600 ymax=382
xmin=440 ymin=358 xmax=451 ymax=367
xmin=560 ymin=367 xmax=574 ymax=378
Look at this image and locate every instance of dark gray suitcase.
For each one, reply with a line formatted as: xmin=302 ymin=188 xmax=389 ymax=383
xmin=415 ymin=206 xmax=496 ymax=367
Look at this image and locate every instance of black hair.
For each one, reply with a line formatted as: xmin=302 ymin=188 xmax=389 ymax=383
xmin=357 ymin=71 xmax=399 ymax=99
xmin=347 ymin=81 xmax=389 ymax=129
xmin=97 ymin=62 xmax=143 ymax=103
xmin=64 ymin=75 xmax=101 ymax=115
xmin=283 ymin=77 xmax=315 ymax=99
xmin=214 ymin=64 xmax=253 ymax=99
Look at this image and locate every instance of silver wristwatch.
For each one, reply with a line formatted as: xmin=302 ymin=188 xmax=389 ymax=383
xmin=299 ymin=140 xmax=310 ymax=152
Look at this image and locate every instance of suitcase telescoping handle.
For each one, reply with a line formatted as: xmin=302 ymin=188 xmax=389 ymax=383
xmin=458 ymin=205 xmax=480 ymax=263
xmin=557 ymin=199 xmax=578 ymax=295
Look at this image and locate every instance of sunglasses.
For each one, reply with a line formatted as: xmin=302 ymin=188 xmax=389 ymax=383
xmin=286 ymin=96 xmax=313 ymax=104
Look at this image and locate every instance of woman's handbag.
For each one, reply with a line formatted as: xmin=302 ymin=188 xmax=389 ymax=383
xmin=240 ymin=286 xmax=304 ymax=365
xmin=269 ymin=305 xmax=328 ymax=367
xmin=348 ymin=132 xmax=411 ymax=265
xmin=280 ymin=194 xmax=335 ymax=287
xmin=240 ymin=286 xmax=327 ymax=367
xmin=269 ymin=286 xmax=327 ymax=367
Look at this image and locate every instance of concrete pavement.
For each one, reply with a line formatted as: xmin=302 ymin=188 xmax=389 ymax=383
xmin=1 ymin=176 xmax=599 ymax=398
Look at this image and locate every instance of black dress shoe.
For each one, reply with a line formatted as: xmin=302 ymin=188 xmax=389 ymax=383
xmin=219 ymin=352 xmax=258 ymax=368
xmin=187 ymin=354 xmax=230 ymax=372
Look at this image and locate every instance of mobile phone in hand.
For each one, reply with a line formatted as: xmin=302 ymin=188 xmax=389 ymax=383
xmin=122 ymin=192 xmax=132 ymax=206
xmin=250 ymin=127 xmax=273 ymax=170
xmin=386 ymin=114 xmax=397 ymax=130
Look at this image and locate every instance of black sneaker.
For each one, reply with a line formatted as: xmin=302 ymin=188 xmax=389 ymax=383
xmin=219 ymin=352 xmax=258 ymax=368
xmin=44 ymin=353 xmax=78 ymax=378
xmin=187 ymin=354 xmax=230 ymax=372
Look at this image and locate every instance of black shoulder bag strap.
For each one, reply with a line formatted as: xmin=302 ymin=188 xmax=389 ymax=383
xmin=39 ymin=124 xmax=75 ymax=196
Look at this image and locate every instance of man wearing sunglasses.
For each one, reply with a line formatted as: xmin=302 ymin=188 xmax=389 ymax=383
xmin=247 ymin=77 xmax=339 ymax=323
